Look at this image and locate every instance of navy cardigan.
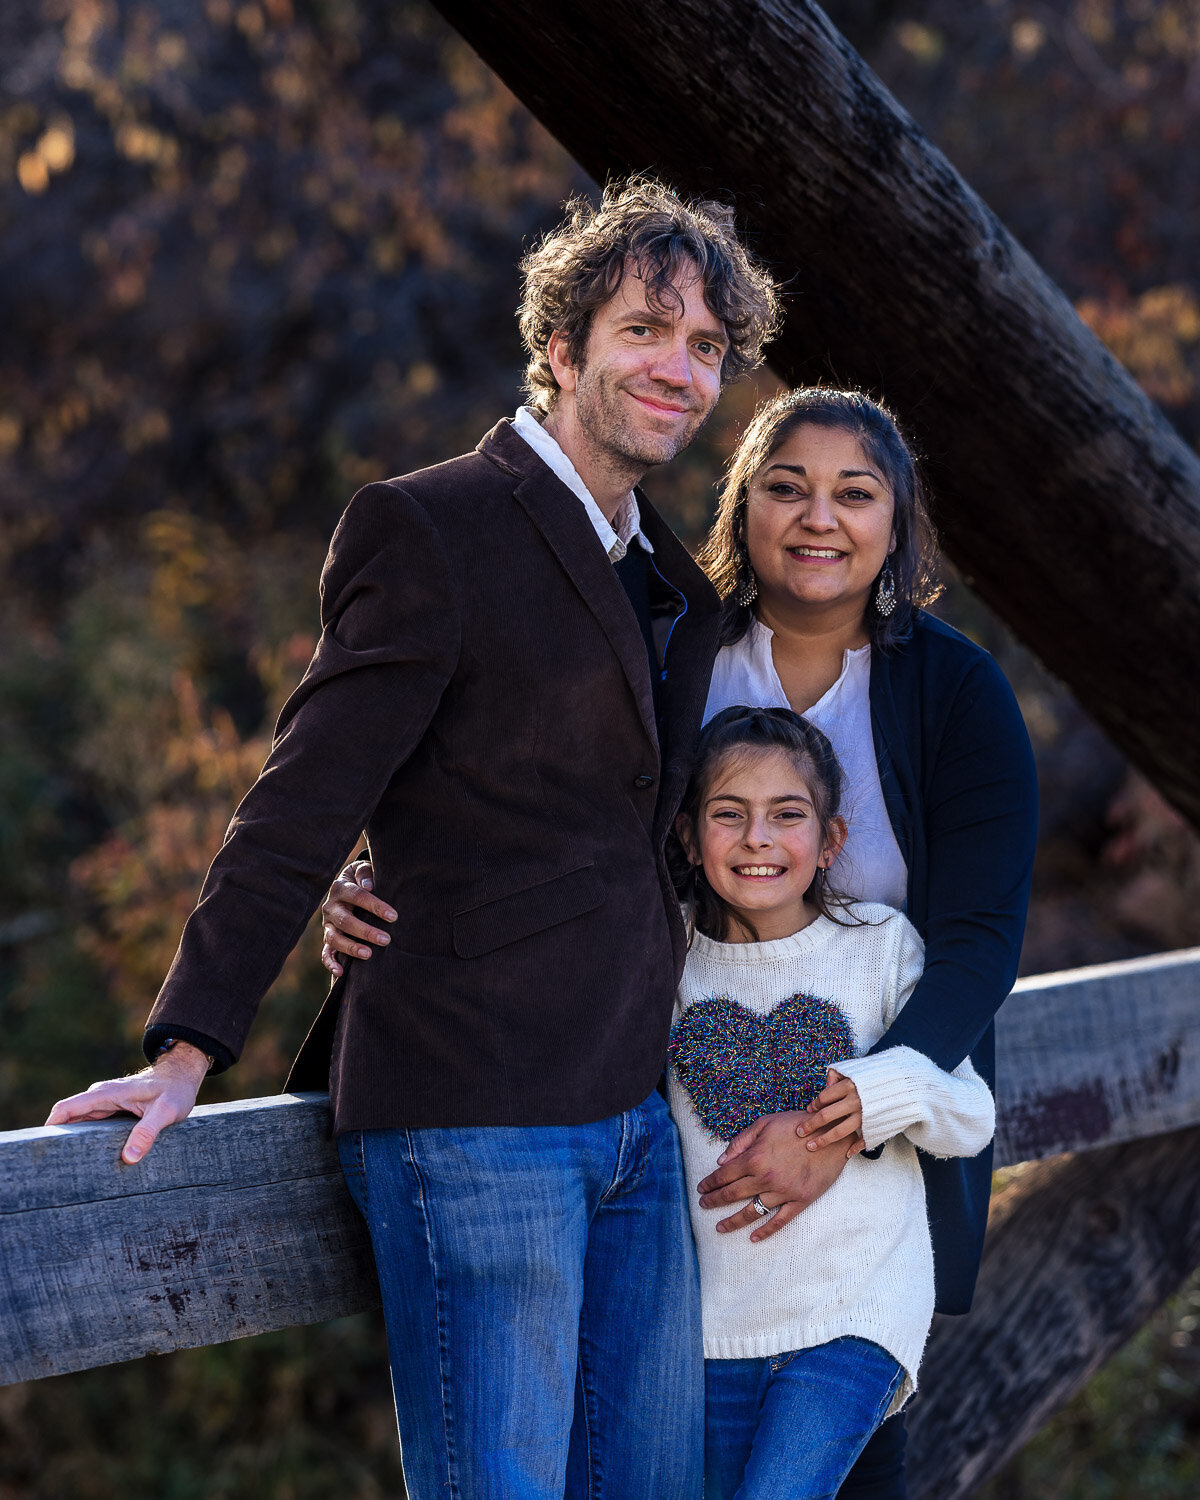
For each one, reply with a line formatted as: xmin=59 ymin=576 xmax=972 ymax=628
xmin=868 ymin=610 xmax=1038 ymax=1314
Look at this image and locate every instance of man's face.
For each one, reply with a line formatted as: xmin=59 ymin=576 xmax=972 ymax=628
xmin=561 ymin=261 xmax=728 ymax=470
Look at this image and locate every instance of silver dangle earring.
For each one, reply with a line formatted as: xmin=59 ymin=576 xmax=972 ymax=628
xmin=735 ymin=546 xmax=758 ymax=606
xmin=874 ymin=562 xmax=896 ymax=618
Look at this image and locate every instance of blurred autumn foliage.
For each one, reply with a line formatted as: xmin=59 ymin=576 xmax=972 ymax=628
xmin=0 ymin=0 xmax=587 ymax=1129
xmin=1 ymin=0 xmax=1200 ymax=1496
xmin=1 ymin=0 xmax=577 ymax=558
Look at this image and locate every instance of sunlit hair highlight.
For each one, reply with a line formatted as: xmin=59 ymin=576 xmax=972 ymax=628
xmin=519 ymin=175 xmax=781 ymax=413
xmin=695 ymin=387 xmax=942 ymax=650
xmin=672 ymin=705 xmax=860 ymax=944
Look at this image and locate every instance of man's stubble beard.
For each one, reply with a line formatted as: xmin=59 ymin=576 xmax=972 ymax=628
xmin=574 ymin=367 xmax=713 ymax=479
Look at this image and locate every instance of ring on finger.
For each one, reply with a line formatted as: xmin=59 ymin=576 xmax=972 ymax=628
xmin=751 ymin=1194 xmax=770 ymax=1217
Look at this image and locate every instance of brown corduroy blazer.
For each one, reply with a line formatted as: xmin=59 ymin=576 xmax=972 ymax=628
xmin=145 ymin=420 xmax=722 ymax=1131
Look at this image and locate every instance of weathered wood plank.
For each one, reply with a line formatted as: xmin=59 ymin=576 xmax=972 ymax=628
xmin=1 ymin=1094 xmax=345 ymax=1212
xmin=909 ymin=1124 xmax=1200 ymax=1498
xmin=993 ymin=946 xmax=1200 ymax=1167
xmin=3 ymin=951 xmax=1197 ymax=1385
xmin=427 ymin=0 xmax=1200 ymax=829
xmin=0 ymin=1095 xmax=378 ymax=1385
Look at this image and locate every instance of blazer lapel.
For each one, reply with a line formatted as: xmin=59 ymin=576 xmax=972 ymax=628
xmin=636 ymin=496 xmax=722 ymax=842
xmin=478 ymin=420 xmax=660 ymax=751
xmin=640 ymin=499 xmax=720 ymax=741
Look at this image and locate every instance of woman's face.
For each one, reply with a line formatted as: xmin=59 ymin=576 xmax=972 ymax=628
xmin=742 ymin=423 xmax=896 ymax=625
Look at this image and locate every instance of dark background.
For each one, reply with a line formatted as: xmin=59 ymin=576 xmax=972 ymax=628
xmin=1 ymin=1 xmax=1198 ymax=1493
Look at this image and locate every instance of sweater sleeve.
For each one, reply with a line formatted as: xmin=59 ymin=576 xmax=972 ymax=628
xmin=836 ymin=912 xmax=994 ymax=1156
xmin=834 ymin=1046 xmax=995 ymax=1157
xmin=869 ymin=647 xmax=1038 ymax=1074
xmin=143 ymin=482 xmax=461 ymax=1065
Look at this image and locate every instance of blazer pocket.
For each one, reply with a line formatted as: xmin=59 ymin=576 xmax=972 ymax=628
xmin=452 ymin=864 xmax=604 ymax=959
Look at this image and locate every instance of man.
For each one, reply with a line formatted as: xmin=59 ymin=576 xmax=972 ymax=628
xmin=48 ymin=177 xmax=780 ymax=1499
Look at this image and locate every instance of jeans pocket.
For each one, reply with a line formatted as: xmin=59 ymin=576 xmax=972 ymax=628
xmin=769 ymin=1349 xmax=800 ymax=1374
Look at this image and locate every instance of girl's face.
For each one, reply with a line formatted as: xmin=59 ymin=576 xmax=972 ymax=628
xmin=681 ymin=747 xmax=846 ymax=943
xmin=742 ymin=423 xmax=896 ymax=628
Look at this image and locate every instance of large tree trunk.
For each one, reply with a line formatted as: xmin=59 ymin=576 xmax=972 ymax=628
xmin=429 ymin=0 xmax=1200 ymax=828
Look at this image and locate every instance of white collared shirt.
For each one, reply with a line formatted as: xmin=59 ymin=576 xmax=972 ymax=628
xmin=511 ymin=405 xmax=654 ymax=563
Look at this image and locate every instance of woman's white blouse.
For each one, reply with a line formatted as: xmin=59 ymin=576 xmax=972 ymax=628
xmin=702 ymin=618 xmax=908 ymax=911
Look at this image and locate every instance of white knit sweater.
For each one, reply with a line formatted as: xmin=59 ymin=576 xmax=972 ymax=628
xmin=667 ymin=904 xmax=995 ymax=1410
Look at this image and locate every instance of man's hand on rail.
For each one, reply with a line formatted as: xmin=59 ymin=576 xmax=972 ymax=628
xmin=320 ymin=859 xmax=394 ymax=977
xmin=45 ymin=1041 xmax=210 ymax=1164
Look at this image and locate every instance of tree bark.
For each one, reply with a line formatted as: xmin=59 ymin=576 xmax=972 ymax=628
xmin=428 ymin=0 xmax=1200 ymax=827
xmin=908 ymin=1126 xmax=1200 ymax=1497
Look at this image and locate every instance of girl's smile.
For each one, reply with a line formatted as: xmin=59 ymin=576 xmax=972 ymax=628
xmin=684 ymin=747 xmax=846 ymax=943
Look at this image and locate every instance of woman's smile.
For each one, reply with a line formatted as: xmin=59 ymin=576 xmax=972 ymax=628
xmin=785 ymin=544 xmax=846 ymax=564
xmin=744 ymin=424 xmax=896 ymax=622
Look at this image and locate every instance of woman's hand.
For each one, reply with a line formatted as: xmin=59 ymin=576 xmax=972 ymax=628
xmin=797 ymin=1068 xmax=868 ymax=1153
xmin=697 ymin=1108 xmax=859 ymax=1242
xmin=321 ymin=860 xmax=396 ymax=977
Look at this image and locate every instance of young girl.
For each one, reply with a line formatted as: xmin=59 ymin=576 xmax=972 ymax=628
xmin=667 ymin=704 xmax=995 ymax=1500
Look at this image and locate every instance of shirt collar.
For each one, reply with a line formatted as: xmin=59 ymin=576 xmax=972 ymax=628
xmin=511 ymin=406 xmax=654 ymax=562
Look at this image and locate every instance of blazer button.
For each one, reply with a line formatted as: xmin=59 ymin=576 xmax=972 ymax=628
xmin=633 ymin=772 xmax=656 ymax=789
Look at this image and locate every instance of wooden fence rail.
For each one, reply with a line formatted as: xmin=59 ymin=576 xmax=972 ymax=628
xmin=3 ymin=947 xmax=1199 ymax=1495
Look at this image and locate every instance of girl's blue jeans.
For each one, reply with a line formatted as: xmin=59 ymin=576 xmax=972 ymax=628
xmin=703 ymin=1338 xmax=905 ymax=1500
xmin=337 ymin=1087 xmax=704 ymax=1500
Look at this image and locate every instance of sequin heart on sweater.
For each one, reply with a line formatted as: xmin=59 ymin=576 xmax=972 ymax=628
xmin=668 ymin=992 xmax=855 ymax=1141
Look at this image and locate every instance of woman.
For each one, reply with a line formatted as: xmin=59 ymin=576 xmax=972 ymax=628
xmin=322 ymin=388 xmax=1039 ymax=1497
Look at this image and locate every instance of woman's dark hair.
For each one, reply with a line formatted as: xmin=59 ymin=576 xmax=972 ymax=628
xmin=694 ymin=387 xmax=942 ymax=651
xmin=672 ymin=705 xmax=855 ymax=943
xmin=519 ymin=175 xmax=781 ymax=413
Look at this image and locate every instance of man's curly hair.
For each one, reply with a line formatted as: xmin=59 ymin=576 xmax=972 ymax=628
xmin=519 ymin=176 xmax=781 ymax=413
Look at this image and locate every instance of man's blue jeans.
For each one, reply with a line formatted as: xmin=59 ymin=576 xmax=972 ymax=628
xmin=338 ymin=1088 xmax=703 ymax=1500
xmin=703 ymin=1338 xmax=905 ymax=1500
